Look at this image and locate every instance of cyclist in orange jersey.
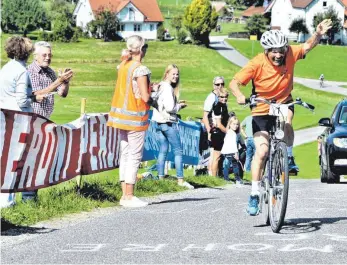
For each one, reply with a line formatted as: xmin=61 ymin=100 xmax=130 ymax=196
xmin=229 ymin=19 xmax=332 ymax=216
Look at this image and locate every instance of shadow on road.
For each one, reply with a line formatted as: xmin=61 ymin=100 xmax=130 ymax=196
xmin=152 ymin=197 xmax=217 ymax=205
xmin=209 ymin=46 xmax=235 ymax=51
xmin=1 ymin=218 xmax=57 ymax=236
xmin=280 ymin=217 xmax=347 ymax=234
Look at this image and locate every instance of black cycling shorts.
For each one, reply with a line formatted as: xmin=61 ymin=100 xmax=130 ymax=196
xmin=252 ymin=115 xmax=277 ymax=134
xmin=210 ymin=130 xmax=225 ymax=151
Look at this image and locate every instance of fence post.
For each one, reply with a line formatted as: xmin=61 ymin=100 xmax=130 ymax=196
xmin=76 ymin=98 xmax=86 ymax=192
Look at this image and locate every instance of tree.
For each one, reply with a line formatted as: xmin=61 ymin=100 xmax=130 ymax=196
xmin=52 ymin=0 xmax=77 ymax=42
xmin=312 ymin=6 xmax=342 ymax=44
xmin=289 ymin=18 xmax=309 ymax=41
xmin=171 ymin=15 xmax=183 ymax=35
xmin=1 ymin=0 xmax=48 ymax=36
xmin=183 ymin=0 xmax=218 ymax=46
xmin=157 ymin=23 xmax=166 ymax=41
xmin=94 ymin=7 xmax=119 ymax=41
xmin=245 ymin=14 xmax=267 ymax=39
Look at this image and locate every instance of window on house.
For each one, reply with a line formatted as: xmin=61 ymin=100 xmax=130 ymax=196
xmin=118 ymin=24 xmax=125 ymax=31
xmin=129 ymin=8 xmax=135 ymax=20
xmin=134 ymin=24 xmax=141 ymax=31
xmin=323 ymin=1 xmax=327 ymax=7
xmin=150 ymin=24 xmax=155 ymax=31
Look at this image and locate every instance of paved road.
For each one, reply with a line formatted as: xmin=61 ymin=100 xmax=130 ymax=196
xmin=209 ymin=36 xmax=347 ymax=145
xmin=2 ymin=180 xmax=347 ymax=264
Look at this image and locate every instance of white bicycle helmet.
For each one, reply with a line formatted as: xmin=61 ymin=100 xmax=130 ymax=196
xmin=260 ymin=30 xmax=288 ymax=50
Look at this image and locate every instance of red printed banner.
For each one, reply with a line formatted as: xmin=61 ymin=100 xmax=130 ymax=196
xmin=0 ymin=109 xmax=121 ymax=193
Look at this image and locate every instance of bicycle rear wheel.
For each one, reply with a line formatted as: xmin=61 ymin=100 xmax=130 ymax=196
xmin=269 ymin=141 xmax=289 ymax=233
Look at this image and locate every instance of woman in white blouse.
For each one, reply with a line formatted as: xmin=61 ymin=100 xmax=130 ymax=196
xmin=152 ymin=64 xmax=194 ymax=189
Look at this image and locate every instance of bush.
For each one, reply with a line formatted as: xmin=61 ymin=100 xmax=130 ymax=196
xmin=38 ymin=30 xmax=55 ymax=41
xmin=157 ymin=23 xmax=165 ymax=41
xmin=228 ymin=32 xmax=249 ymax=39
xmin=177 ymin=29 xmax=188 ymax=44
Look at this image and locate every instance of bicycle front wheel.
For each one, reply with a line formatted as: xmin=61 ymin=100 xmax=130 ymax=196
xmin=269 ymin=141 xmax=289 ymax=233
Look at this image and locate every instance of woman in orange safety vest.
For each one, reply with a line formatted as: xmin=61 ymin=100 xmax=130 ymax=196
xmin=107 ymin=35 xmax=152 ymax=208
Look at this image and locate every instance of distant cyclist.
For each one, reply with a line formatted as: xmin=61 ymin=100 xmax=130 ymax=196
xmin=319 ymin=73 xmax=324 ymax=88
xmin=229 ymin=19 xmax=332 ymax=216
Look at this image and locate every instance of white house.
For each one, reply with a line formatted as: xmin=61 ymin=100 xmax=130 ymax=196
xmin=73 ymin=0 xmax=164 ymax=40
xmin=265 ymin=0 xmax=347 ymax=44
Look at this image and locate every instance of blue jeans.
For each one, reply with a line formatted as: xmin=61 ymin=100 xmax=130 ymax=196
xmin=245 ymin=137 xmax=255 ymax=172
xmin=223 ymin=154 xmax=240 ymax=181
xmin=155 ymin=122 xmax=183 ymax=178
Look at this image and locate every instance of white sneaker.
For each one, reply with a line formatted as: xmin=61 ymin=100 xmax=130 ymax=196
xmin=121 ymin=196 xmax=148 ymax=208
xmin=235 ymin=180 xmax=243 ymax=187
xmin=178 ymin=181 xmax=195 ymax=190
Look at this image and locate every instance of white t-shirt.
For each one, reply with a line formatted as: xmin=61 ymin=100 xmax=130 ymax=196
xmin=203 ymin=91 xmax=218 ymax=112
xmin=221 ymin=130 xmax=239 ymax=155
xmin=152 ymin=81 xmax=181 ymax=123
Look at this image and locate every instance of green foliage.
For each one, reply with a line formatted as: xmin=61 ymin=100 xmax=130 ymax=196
xmin=312 ymin=6 xmax=342 ymax=43
xmin=183 ymin=0 xmax=218 ymax=46
xmin=171 ymin=15 xmax=183 ymax=34
xmin=94 ymin=7 xmax=119 ymax=42
xmin=289 ymin=18 xmax=309 ymax=38
xmin=245 ymin=14 xmax=267 ymax=39
xmin=1 ymin=0 xmax=48 ymax=36
xmin=157 ymin=23 xmax=166 ymax=41
xmin=53 ymin=11 xmax=76 ymax=42
xmin=38 ymin=30 xmax=55 ymax=41
xmin=177 ymin=29 xmax=188 ymax=44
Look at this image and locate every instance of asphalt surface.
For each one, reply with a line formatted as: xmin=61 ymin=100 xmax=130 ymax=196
xmin=2 ymin=179 xmax=347 ymax=264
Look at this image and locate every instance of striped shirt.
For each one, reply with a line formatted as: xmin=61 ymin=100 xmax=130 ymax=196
xmin=27 ymin=61 xmax=61 ymax=118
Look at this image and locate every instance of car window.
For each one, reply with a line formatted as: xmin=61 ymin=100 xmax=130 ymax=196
xmin=338 ymin=106 xmax=347 ymax=124
xmin=331 ymin=104 xmax=339 ymax=123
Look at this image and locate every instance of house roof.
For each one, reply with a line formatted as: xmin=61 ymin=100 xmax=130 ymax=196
xmin=242 ymin=6 xmax=265 ymax=17
xmin=88 ymin=0 xmax=164 ymax=22
xmin=211 ymin=1 xmax=226 ymax=13
xmin=290 ymin=0 xmax=313 ymax=9
xmin=341 ymin=0 xmax=347 ymax=6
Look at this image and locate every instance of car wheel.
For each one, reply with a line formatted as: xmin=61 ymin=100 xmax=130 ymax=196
xmin=320 ymin=162 xmax=327 ymax=183
xmin=327 ymin=161 xmax=340 ymax=184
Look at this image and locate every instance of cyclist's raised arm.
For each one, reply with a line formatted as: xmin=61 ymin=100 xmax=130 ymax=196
xmin=229 ymin=79 xmax=246 ymax=105
xmin=303 ymin=19 xmax=332 ymax=55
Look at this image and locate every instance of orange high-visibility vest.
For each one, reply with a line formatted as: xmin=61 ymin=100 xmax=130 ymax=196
xmin=107 ymin=60 xmax=150 ymax=131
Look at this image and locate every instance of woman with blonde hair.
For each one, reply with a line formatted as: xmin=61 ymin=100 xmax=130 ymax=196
xmin=208 ymin=88 xmax=229 ymax=176
xmin=107 ymin=35 xmax=152 ymax=208
xmin=152 ymin=64 xmax=194 ymax=189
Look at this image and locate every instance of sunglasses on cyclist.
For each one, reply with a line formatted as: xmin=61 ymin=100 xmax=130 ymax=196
xmin=219 ymin=96 xmax=228 ymax=99
xmin=214 ymin=83 xmax=224 ymax=87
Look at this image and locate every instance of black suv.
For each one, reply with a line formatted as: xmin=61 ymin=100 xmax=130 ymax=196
xmin=319 ymin=98 xmax=347 ymax=183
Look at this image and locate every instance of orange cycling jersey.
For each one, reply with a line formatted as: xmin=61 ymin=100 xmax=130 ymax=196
xmin=234 ymin=45 xmax=305 ymax=116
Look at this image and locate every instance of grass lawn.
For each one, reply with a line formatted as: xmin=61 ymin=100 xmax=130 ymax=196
xmin=293 ymin=141 xmax=320 ymax=179
xmin=226 ymin=39 xmax=347 ymax=82
xmin=210 ymin=22 xmax=246 ymax=36
xmin=0 ymin=34 xmax=341 ymax=226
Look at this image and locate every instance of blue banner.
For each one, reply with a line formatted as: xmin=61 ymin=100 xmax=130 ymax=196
xmin=143 ymin=120 xmax=202 ymax=165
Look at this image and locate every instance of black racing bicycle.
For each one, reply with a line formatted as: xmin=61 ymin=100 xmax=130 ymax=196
xmin=246 ymin=96 xmax=315 ymax=233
